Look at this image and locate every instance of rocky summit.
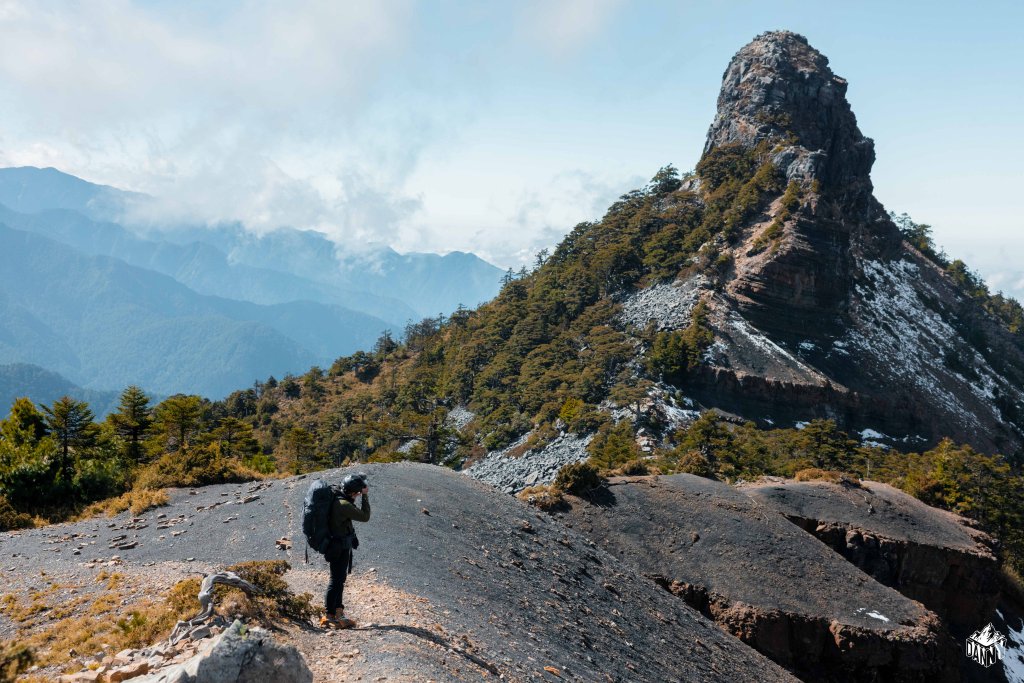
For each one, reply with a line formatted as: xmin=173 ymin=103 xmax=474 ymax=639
xmin=670 ymin=31 xmax=1023 ymax=453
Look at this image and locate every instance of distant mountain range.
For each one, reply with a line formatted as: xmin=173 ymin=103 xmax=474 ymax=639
xmin=0 ymin=363 xmax=120 ymax=416
xmin=0 ymin=167 xmax=503 ymax=402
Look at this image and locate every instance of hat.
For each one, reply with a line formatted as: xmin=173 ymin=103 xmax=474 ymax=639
xmin=341 ymin=472 xmax=367 ymax=495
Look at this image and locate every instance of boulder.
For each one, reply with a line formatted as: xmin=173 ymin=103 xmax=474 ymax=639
xmin=133 ymin=620 xmax=311 ymax=683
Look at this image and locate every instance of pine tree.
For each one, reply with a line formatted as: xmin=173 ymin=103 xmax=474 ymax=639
xmin=152 ymin=395 xmax=202 ymax=453
xmin=109 ymin=386 xmax=152 ymax=464
xmin=41 ymin=396 xmax=97 ymax=481
xmin=209 ymin=417 xmax=259 ymax=460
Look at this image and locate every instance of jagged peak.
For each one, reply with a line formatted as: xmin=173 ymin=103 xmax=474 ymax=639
xmin=703 ymin=31 xmax=875 ymax=192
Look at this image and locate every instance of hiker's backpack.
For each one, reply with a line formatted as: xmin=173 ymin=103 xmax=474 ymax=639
xmin=302 ymin=479 xmax=338 ymax=558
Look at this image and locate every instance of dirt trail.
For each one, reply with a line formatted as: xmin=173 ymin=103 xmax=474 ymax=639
xmin=1 ymin=463 xmax=796 ymax=682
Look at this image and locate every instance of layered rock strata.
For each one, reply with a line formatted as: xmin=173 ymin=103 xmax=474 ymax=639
xmin=741 ymin=478 xmax=1001 ymax=635
xmin=558 ymin=474 xmax=958 ymax=682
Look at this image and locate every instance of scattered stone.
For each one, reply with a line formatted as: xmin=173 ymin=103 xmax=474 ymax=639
xmin=189 ymin=626 xmax=211 ymax=641
xmin=107 ymin=661 xmax=149 ymax=682
xmin=466 ymin=433 xmax=593 ymax=493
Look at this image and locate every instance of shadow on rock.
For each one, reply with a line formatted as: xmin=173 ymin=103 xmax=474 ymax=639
xmin=356 ymin=624 xmax=500 ymax=676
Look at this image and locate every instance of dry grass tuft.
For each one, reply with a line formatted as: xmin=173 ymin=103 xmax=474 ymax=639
xmin=517 ymin=485 xmax=567 ymax=512
xmin=221 ymin=560 xmax=318 ymax=625
xmin=1 ymin=562 xmax=315 ymax=676
xmin=0 ymin=642 xmax=33 ymax=683
xmin=2 ymin=578 xmax=199 ymax=672
xmin=74 ymin=489 xmax=170 ymax=520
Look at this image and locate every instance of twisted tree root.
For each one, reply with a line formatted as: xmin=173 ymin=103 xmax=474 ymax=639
xmin=169 ymin=571 xmax=260 ymax=645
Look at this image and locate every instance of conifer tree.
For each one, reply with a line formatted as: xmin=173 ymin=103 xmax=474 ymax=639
xmin=109 ymin=386 xmax=152 ymax=464
xmin=41 ymin=396 xmax=97 ymax=481
xmin=152 ymin=395 xmax=202 ymax=453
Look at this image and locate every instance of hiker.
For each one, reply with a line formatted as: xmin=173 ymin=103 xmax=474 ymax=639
xmin=321 ymin=472 xmax=371 ymax=629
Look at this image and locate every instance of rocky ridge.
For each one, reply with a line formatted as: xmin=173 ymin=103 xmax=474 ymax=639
xmin=558 ymin=474 xmax=957 ymax=682
xmin=656 ymin=31 xmax=1023 ymax=453
xmin=741 ymin=478 xmax=1002 ymax=635
xmin=1 ymin=464 xmax=797 ymax=683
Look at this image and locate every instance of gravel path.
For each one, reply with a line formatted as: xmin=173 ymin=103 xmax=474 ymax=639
xmin=1 ymin=463 xmax=796 ymax=682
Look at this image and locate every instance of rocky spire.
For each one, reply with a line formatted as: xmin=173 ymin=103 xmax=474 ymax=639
xmin=704 ymin=31 xmax=875 ymax=193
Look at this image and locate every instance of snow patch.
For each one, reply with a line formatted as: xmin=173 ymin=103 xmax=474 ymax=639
xmin=855 ymin=607 xmax=890 ymax=623
xmin=722 ymin=312 xmax=829 ymax=382
xmin=1005 ymin=616 xmax=1024 ymax=683
xmin=844 ymin=257 xmax=1024 ymax=437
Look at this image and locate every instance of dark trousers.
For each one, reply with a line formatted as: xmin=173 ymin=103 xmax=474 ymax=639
xmin=325 ymin=548 xmax=351 ymax=613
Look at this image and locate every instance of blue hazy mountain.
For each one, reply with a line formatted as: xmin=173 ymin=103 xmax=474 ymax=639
xmin=0 ymin=203 xmax=419 ymax=326
xmin=0 ymin=363 xmax=121 ymax=416
xmin=0 ymin=165 xmax=139 ymax=220
xmin=0 ymin=224 xmax=388 ymax=397
xmin=0 ymin=167 xmax=504 ymax=318
xmin=163 ymin=223 xmax=506 ymax=318
xmin=0 ymin=166 xmax=504 ymax=398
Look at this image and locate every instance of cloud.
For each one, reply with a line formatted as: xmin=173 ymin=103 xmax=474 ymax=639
xmin=520 ymin=0 xmax=626 ymax=57
xmin=0 ymin=0 xmax=429 ymax=247
xmin=985 ymin=270 xmax=1024 ymax=302
xmin=0 ymin=0 xmax=414 ymax=125
xmin=0 ymin=0 xmax=638 ymax=266
xmin=464 ymin=168 xmax=645 ymax=267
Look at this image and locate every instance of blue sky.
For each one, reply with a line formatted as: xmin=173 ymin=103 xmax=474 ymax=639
xmin=0 ymin=1 xmax=1021 ymax=297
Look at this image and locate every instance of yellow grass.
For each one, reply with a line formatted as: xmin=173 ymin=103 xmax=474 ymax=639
xmin=74 ymin=489 xmax=170 ymax=520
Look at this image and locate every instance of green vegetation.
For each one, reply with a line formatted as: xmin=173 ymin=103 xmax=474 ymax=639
xmin=3 ymin=149 xmax=1021 ymax=583
xmin=0 ymin=387 xmax=261 ymax=524
xmin=553 ymin=461 xmax=604 ymax=496
xmin=2 ymin=150 xmax=792 ymax=522
xmin=747 ymin=180 xmax=801 ymax=256
xmin=893 ymin=211 xmax=1024 ymax=341
xmin=648 ymin=300 xmax=715 ymax=379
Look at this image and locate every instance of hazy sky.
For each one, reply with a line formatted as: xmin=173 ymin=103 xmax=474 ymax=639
xmin=0 ymin=0 xmax=1021 ymax=298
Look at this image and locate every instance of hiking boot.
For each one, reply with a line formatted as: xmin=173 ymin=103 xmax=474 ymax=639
xmin=334 ymin=610 xmax=356 ymax=629
xmin=319 ymin=612 xmax=340 ymax=629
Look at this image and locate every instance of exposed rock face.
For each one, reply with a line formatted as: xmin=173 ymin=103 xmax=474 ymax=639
xmin=661 ymin=30 xmax=1024 ymax=454
xmin=134 ymin=620 xmax=312 ymax=683
xmin=706 ymin=31 xmax=875 ymax=197
xmin=741 ymin=479 xmax=1001 ymax=635
xmin=558 ymin=474 xmax=958 ymax=682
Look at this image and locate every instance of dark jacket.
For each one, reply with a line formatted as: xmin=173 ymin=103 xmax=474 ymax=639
xmin=328 ymin=493 xmax=370 ymax=539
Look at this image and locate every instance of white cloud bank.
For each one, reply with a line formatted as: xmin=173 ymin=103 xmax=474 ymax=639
xmin=0 ymin=0 xmax=644 ymax=266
